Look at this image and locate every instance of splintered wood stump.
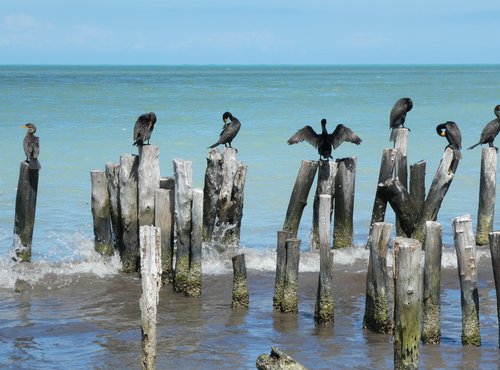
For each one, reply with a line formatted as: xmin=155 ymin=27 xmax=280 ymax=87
xmin=281 ymin=238 xmax=301 ymax=313
xmin=119 ymin=154 xmax=139 ymax=272
xmin=393 ymin=237 xmax=422 ymax=370
xmin=333 ymin=157 xmax=356 ymax=249
xmin=314 ymin=194 xmax=334 ymax=325
xmin=232 ymin=254 xmax=249 ymax=309
xmin=203 ymin=149 xmax=223 ymax=241
xmin=256 ymin=347 xmax=307 ymax=370
xmin=13 ymin=161 xmax=39 ymax=262
xmin=91 ymin=170 xmax=113 ymax=256
xmin=138 ymin=145 xmax=160 ymax=227
xmin=186 ymin=188 xmax=203 ymax=297
xmin=105 ymin=162 xmax=123 ymax=252
xmin=283 ymin=160 xmax=318 ymax=237
xmin=422 ymin=221 xmax=442 ymax=344
xmin=173 ymin=159 xmax=193 ymax=294
xmin=410 ymin=160 xmax=426 ymax=215
xmin=154 ymin=188 xmax=174 ymax=284
xmin=273 ymin=230 xmax=294 ymax=311
xmin=476 ymin=148 xmax=497 ymax=245
xmin=452 ymin=215 xmax=481 ymax=346
xmin=139 ymin=225 xmax=162 ymax=370
xmin=488 ymin=232 xmax=500 ymax=347
xmin=311 ymin=161 xmax=337 ymax=249
xmin=363 ymin=222 xmax=393 ymax=333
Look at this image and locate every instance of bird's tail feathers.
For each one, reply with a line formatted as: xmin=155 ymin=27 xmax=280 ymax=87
xmin=453 ymin=148 xmax=462 ymax=160
xmin=467 ymin=142 xmax=480 ymax=150
xmin=207 ymin=142 xmax=219 ymax=149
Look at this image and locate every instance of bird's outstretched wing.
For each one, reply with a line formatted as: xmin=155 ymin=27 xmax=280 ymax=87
xmin=287 ymin=126 xmax=319 ymax=147
xmin=330 ymin=124 xmax=362 ymax=149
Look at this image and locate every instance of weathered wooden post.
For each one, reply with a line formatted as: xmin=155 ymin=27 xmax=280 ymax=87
xmin=476 ymin=147 xmax=497 ymax=245
xmin=422 ymin=221 xmax=442 ymax=344
xmin=333 ymin=157 xmax=356 ymax=249
xmin=138 ymin=146 xmax=160 ymax=227
xmin=283 ymin=160 xmax=318 ymax=237
xmin=186 ymin=188 xmax=203 ymax=297
xmin=393 ymin=237 xmax=422 ymax=369
xmin=232 ymin=254 xmax=249 ymax=309
xmin=273 ymin=230 xmax=294 ymax=311
xmin=488 ymin=231 xmax=500 ymax=347
xmin=13 ymin=161 xmax=39 ymax=262
xmin=314 ymin=194 xmax=334 ymax=325
xmin=281 ymin=238 xmax=301 ymax=313
xmin=452 ymin=215 xmax=481 ymax=346
xmin=119 ymin=154 xmax=139 ymax=272
xmin=105 ymin=162 xmax=123 ymax=251
xmin=256 ymin=347 xmax=307 ymax=370
xmin=363 ymin=222 xmax=393 ymax=333
xmin=154 ymin=188 xmax=174 ymax=284
xmin=225 ymin=162 xmax=247 ymax=244
xmin=393 ymin=129 xmax=408 ymax=237
xmin=203 ymin=149 xmax=222 ymax=241
xmin=311 ymin=161 xmax=337 ymax=249
xmin=139 ymin=225 xmax=162 ymax=370
xmin=173 ymin=159 xmax=192 ymax=294
xmin=410 ymin=160 xmax=426 ymax=215
xmin=91 ymin=170 xmax=113 ymax=256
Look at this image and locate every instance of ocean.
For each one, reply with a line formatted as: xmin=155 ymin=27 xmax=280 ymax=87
xmin=1 ymin=65 xmax=499 ymax=369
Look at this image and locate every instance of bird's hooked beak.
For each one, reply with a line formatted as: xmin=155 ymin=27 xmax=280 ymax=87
xmin=20 ymin=124 xmax=28 ymax=129
xmin=440 ymin=131 xmax=446 ymax=137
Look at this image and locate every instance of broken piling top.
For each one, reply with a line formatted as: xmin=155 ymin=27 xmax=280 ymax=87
xmin=138 ymin=145 xmax=160 ymax=227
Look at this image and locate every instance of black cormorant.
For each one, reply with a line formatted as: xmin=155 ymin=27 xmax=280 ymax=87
xmin=287 ymin=119 xmax=362 ymax=160
xmin=390 ymin=97 xmax=413 ymax=140
xmin=436 ymin=121 xmax=462 ymax=160
xmin=133 ymin=112 xmax=157 ymax=146
xmin=21 ymin=123 xmax=41 ymax=170
xmin=467 ymin=105 xmax=500 ymax=151
xmin=208 ymin=112 xmax=241 ymax=151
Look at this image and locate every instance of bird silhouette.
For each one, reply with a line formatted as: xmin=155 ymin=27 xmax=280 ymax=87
xmin=436 ymin=121 xmax=462 ymax=160
xmin=208 ymin=112 xmax=241 ymax=151
xmin=21 ymin=123 xmax=41 ymax=170
xmin=390 ymin=97 xmax=413 ymax=141
xmin=467 ymin=105 xmax=500 ymax=152
xmin=133 ymin=112 xmax=157 ymax=146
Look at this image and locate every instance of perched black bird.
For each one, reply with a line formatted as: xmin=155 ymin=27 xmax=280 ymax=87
xmin=467 ymin=105 xmax=500 ymax=151
xmin=133 ymin=112 xmax=157 ymax=146
xmin=287 ymin=119 xmax=362 ymax=160
xmin=436 ymin=121 xmax=462 ymax=160
xmin=21 ymin=123 xmax=41 ymax=170
xmin=390 ymin=97 xmax=413 ymax=141
xmin=208 ymin=112 xmax=241 ymax=151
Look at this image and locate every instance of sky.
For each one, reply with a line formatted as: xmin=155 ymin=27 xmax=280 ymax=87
xmin=1 ymin=0 xmax=499 ymax=65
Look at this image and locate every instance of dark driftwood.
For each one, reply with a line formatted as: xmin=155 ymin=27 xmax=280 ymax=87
xmin=203 ymin=149 xmax=223 ymax=242
xmin=256 ymin=347 xmax=307 ymax=370
xmin=333 ymin=157 xmax=356 ymax=249
xmin=91 ymin=170 xmax=113 ymax=256
xmin=173 ymin=159 xmax=193 ymax=293
xmin=452 ymin=215 xmax=481 ymax=346
xmin=273 ymin=230 xmax=294 ymax=311
xmin=105 ymin=162 xmax=123 ymax=252
xmin=186 ymin=188 xmax=203 ymax=297
xmin=315 ymin=194 xmax=334 ymax=325
xmin=159 ymin=176 xmax=175 ymax=190
xmin=311 ymin=161 xmax=337 ymax=249
xmin=476 ymin=148 xmax=497 ymax=245
xmin=410 ymin=160 xmax=426 ymax=215
xmin=378 ymin=177 xmax=420 ymax=237
xmin=154 ymin=188 xmax=174 ymax=284
xmin=488 ymin=231 xmax=500 ymax=347
xmin=139 ymin=225 xmax=162 ymax=370
xmin=283 ymin=160 xmax=318 ymax=237
xmin=119 ymin=154 xmax=139 ymax=272
xmin=281 ymin=238 xmax=301 ymax=313
xmin=13 ymin=161 xmax=39 ymax=262
xmin=138 ymin=145 xmax=160 ymax=227
xmin=363 ymin=222 xmax=393 ymax=334
xmin=393 ymin=237 xmax=422 ymax=369
xmin=232 ymin=254 xmax=249 ymax=309
xmin=422 ymin=221 xmax=442 ymax=344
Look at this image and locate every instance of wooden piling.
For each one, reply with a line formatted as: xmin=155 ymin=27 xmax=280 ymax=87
xmin=452 ymin=215 xmax=481 ymax=346
xmin=333 ymin=157 xmax=356 ymax=249
xmin=119 ymin=154 xmax=139 ymax=273
xmin=186 ymin=188 xmax=203 ymax=297
xmin=393 ymin=237 xmax=422 ymax=369
xmin=488 ymin=231 xmax=500 ymax=347
xmin=91 ymin=170 xmax=113 ymax=256
xmin=139 ymin=225 xmax=162 ymax=370
xmin=422 ymin=221 xmax=442 ymax=344
xmin=283 ymin=160 xmax=318 ymax=237
xmin=203 ymin=148 xmax=223 ymax=242
xmin=159 ymin=176 xmax=175 ymax=190
xmin=363 ymin=222 xmax=393 ymax=333
xmin=13 ymin=161 xmax=39 ymax=262
xmin=393 ymin=129 xmax=408 ymax=237
xmin=281 ymin=238 xmax=301 ymax=313
xmin=232 ymin=254 xmax=249 ymax=309
xmin=311 ymin=161 xmax=337 ymax=249
xmin=105 ymin=162 xmax=123 ymax=252
xmin=224 ymin=162 xmax=247 ymax=245
xmin=138 ymin=146 xmax=160 ymax=227
xmin=410 ymin=160 xmax=426 ymax=215
xmin=154 ymin=188 xmax=174 ymax=284
xmin=314 ymin=194 xmax=334 ymax=325
xmin=476 ymin=147 xmax=497 ymax=245
xmin=273 ymin=230 xmax=294 ymax=311
xmin=173 ymin=159 xmax=193 ymax=294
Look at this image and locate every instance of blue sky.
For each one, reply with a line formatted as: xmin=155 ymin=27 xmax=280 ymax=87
xmin=1 ymin=0 xmax=499 ymax=64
